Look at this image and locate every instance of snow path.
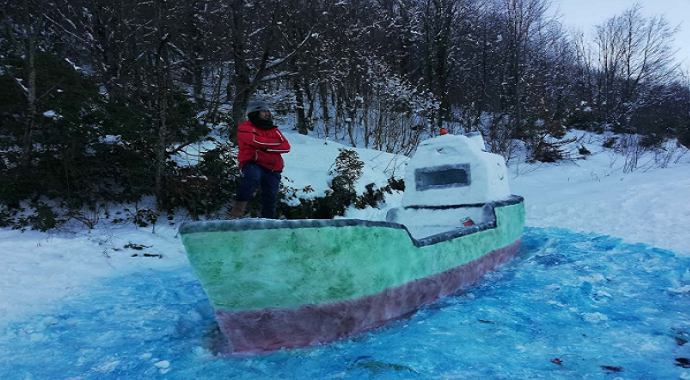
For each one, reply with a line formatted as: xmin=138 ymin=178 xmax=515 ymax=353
xmin=1 ymin=228 xmax=688 ymax=380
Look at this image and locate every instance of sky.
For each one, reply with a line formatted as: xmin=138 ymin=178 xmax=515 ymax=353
xmin=1 ymin=129 xmax=689 ymax=378
xmin=552 ymin=0 xmax=690 ymax=67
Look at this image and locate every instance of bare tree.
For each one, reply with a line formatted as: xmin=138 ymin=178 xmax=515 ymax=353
xmin=594 ymin=4 xmax=679 ymax=129
xmin=226 ymin=0 xmax=319 ymax=132
xmin=502 ymin=0 xmax=550 ymax=138
xmin=152 ymin=0 xmax=172 ymax=209
xmin=419 ymin=0 xmax=463 ymax=128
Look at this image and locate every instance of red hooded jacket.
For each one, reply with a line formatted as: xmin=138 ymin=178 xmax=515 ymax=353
xmin=237 ymin=120 xmax=291 ymax=172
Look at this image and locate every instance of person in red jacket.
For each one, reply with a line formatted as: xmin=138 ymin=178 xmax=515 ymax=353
xmin=229 ymin=100 xmax=291 ymax=219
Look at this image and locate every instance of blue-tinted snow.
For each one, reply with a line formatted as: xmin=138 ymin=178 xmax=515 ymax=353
xmin=1 ymin=227 xmax=689 ymax=380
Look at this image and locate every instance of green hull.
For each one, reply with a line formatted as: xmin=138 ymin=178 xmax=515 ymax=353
xmin=180 ymin=197 xmax=524 ymax=311
xmin=179 ymin=196 xmax=524 ymax=353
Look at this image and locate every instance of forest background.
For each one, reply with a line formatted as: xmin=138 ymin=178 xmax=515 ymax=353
xmin=1 ymin=0 xmax=688 ymax=230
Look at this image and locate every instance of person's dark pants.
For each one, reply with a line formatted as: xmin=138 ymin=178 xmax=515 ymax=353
xmin=235 ymin=163 xmax=281 ymax=218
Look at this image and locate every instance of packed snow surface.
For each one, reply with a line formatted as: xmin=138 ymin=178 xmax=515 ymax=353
xmin=1 ymin=129 xmax=689 ymax=379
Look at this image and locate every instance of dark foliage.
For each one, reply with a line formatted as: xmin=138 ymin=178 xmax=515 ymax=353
xmin=0 ymin=49 xmax=205 ymax=229
xmin=679 ymin=127 xmax=690 ymax=149
xmin=165 ymin=142 xmax=241 ymax=220
xmin=1 ymin=0 xmax=688 ymax=231
xmin=528 ymin=138 xmax=576 ymax=163
xmin=603 ymin=137 xmax=618 ymax=149
xmin=578 ymin=145 xmax=591 ymax=156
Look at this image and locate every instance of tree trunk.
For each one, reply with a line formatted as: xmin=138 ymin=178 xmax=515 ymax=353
xmin=319 ymin=82 xmax=330 ymax=137
xmin=362 ymin=100 xmax=370 ymax=149
xmin=193 ymin=53 xmax=204 ymax=106
xmin=155 ymin=85 xmax=168 ymax=210
xmin=435 ymin=11 xmax=452 ymax=129
xmin=21 ymin=44 xmax=37 ymax=169
xmin=304 ymin=78 xmax=315 ymax=130
xmin=474 ymin=18 xmax=489 ymax=129
xmin=20 ymin=2 xmax=42 ymax=169
xmin=155 ymin=0 xmax=170 ymax=210
xmin=228 ymin=0 xmax=251 ymax=133
xmin=345 ymin=96 xmax=357 ymax=147
xmin=294 ymin=79 xmax=308 ymax=135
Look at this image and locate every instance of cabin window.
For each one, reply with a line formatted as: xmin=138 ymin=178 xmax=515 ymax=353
xmin=415 ymin=164 xmax=471 ymax=191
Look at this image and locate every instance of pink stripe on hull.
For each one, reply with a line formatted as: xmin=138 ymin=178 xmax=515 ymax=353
xmin=216 ymin=238 xmax=522 ymax=355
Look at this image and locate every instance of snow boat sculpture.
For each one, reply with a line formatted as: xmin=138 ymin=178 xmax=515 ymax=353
xmin=179 ymin=133 xmax=524 ymax=355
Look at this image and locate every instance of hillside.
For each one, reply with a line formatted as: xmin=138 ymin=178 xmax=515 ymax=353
xmin=0 ymin=130 xmax=689 ymax=379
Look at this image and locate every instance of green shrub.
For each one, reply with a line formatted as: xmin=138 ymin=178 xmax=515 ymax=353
xmin=165 ymin=142 xmax=241 ymax=220
xmin=276 ymin=149 xmax=401 ymax=219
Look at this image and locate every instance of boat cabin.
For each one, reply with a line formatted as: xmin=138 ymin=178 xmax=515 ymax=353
xmin=386 ymin=133 xmax=511 ymax=238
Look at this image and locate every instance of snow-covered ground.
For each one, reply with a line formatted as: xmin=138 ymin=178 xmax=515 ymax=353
xmin=512 ymin=149 xmax=690 ymax=258
xmin=1 ymin=129 xmax=689 ymax=379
